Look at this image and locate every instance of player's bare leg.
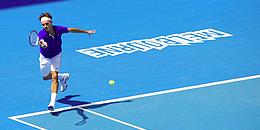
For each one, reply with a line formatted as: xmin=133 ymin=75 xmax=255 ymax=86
xmin=47 ymin=71 xmax=59 ymax=111
xmin=50 ymin=71 xmax=59 ymax=93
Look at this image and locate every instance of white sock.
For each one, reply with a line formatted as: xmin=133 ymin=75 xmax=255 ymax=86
xmin=58 ymin=73 xmax=64 ymax=80
xmin=48 ymin=93 xmax=57 ymax=107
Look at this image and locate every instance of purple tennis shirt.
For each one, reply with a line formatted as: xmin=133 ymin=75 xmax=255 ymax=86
xmin=38 ymin=25 xmax=69 ymax=58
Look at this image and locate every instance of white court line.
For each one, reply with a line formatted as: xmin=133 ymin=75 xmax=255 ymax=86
xmin=79 ymin=108 xmax=146 ymax=130
xmin=8 ymin=117 xmax=47 ymax=130
xmin=9 ymin=74 xmax=260 ymax=130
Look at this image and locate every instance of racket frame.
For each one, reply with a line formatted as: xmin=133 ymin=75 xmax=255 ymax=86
xmin=29 ymin=30 xmax=39 ymax=47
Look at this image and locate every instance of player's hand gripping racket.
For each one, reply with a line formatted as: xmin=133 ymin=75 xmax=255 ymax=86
xmin=29 ymin=30 xmax=39 ymax=47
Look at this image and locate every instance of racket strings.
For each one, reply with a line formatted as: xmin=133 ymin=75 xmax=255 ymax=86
xmin=29 ymin=31 xmax=39 ymax=46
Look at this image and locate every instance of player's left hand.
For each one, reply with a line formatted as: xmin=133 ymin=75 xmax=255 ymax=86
xmin=39 ymin=40 xmax=48 ymax=48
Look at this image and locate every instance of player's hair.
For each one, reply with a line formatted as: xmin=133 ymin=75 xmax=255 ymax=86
xmin=39 ymin=12 xmax=52 ymax=21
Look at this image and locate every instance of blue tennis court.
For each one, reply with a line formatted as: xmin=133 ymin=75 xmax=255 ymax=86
xmin=1 ymin=0 xmax=260 ymax=130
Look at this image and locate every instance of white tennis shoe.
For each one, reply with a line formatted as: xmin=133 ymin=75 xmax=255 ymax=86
xmin=60 ymin=73 xmax=70 ymax=92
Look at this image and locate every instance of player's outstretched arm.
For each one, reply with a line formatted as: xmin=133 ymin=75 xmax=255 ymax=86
xmin=68 ymin=28 xmax=96 ymax=35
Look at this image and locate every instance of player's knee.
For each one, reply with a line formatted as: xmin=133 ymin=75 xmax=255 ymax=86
xmin=52 ymin=76 xmax=58 ymax=80
xmin=51 ymin=72 xmax=58 ymax=80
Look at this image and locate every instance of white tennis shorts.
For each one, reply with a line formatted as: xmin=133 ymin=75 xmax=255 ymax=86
xmin=39 ymin=53 xmax=62 ymax=77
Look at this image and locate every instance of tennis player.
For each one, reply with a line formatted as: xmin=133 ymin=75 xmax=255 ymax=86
xmin=38 ymin=12 xmax=96 ymax=111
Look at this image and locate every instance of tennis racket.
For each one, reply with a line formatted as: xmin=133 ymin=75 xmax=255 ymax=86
xmin=29 ymin=30 xmax=39 ymax=47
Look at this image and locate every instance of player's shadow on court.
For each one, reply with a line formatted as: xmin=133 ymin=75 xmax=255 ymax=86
xmin=50 ymin=95 xmax=132 ymax=126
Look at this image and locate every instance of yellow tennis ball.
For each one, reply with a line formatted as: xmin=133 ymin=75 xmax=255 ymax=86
xmin=109 ymin=80 xmax=115 ymax=86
